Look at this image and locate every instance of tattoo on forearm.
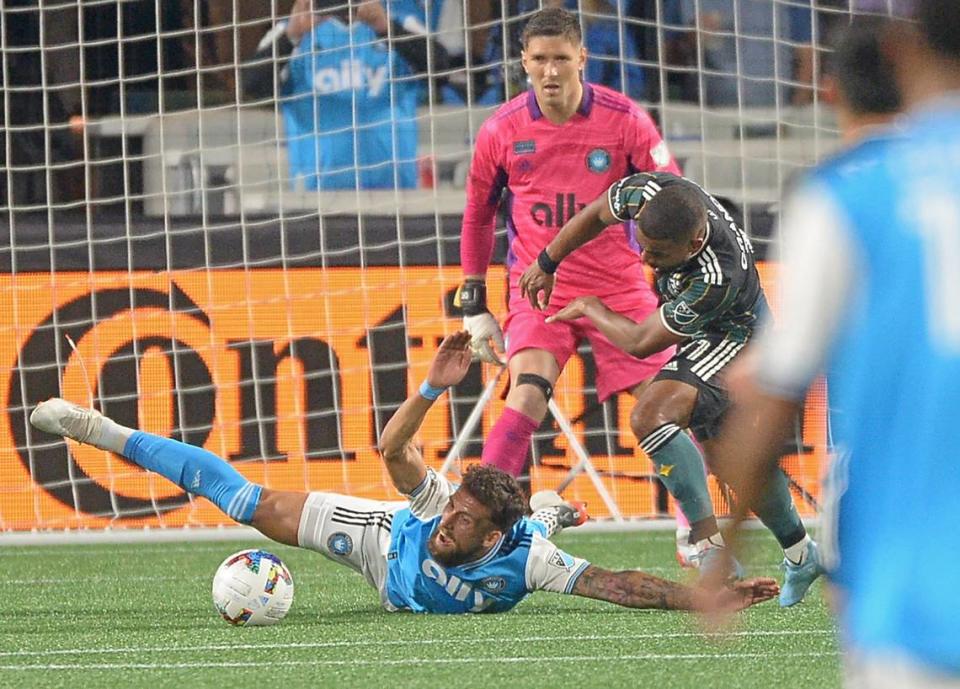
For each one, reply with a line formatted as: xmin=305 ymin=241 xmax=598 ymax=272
xmin=572 ymin=566 xmax=695 ymax=610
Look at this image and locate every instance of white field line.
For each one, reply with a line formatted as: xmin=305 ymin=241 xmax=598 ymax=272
xmin=0 ymin=566 xmax=791 ymax=585
xmin=0 ymin=630 xmax=837 ymax=660
xmin=2 ymin=529 xmax=781 ymax=556
xmin=0 ymin=650 xmax=842 ymax=671
xmin=0 ymin=519 xmax=815 ymax=546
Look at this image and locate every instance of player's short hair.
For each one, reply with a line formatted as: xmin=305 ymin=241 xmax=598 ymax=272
xmin=827 ymin=17 xmax=901 ymax=115
xmin=638 ymin=186 xmax=707 ymax=243
xmin=460 ymin=465 xmax=527 ymax=532
xmin=521 ymin=7 xmax=582 ymax=48
xmin=915 ymin=0 xmax=960 ymax=58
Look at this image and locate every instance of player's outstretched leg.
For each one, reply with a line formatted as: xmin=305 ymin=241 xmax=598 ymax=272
xmin=741 ymin=466 xmax=825 ymax=607
xmin=30 ymin=398 xmax=262 ymax=524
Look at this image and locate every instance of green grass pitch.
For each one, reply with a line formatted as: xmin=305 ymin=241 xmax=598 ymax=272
xmin=1 ymin=530 xmax=839 ymax=689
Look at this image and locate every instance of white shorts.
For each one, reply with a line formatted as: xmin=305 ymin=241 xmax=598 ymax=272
xmin=297 ymin=492 xmax=407 ymax=610
xmin=845 ymin=651 xmax=960 ymax=689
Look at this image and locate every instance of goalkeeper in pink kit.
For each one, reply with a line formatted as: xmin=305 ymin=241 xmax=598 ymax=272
xmin=457 ymin=7 xmax=684 ymax=535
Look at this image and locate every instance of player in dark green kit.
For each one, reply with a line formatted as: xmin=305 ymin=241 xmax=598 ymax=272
xmin=519 ymin=172 xmax=824 ymax=606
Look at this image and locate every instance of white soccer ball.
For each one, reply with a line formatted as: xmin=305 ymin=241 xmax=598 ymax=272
xmin=212 ymin=549 xmax=295 ymax=626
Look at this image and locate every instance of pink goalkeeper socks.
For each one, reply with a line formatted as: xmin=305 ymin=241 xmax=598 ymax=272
xmin=481 ymin=407 xmax=541 ymax=477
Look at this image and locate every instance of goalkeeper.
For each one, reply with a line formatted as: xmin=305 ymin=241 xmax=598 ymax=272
xmin=29 ymin=332 xmax=776 ymax=615
xmin=457 ymin=8 xmax=685 ymax=548
xmin=519 ymin=171 xmax=824 ymax=607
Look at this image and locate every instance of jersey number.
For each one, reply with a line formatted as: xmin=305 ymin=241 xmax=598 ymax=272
xmin=914 ymin=192 xmax=960 ymax=351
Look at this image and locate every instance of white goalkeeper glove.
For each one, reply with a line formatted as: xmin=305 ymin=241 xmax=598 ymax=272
xmin=456 ymin=280 xmax=505 ymax=366
xmin=463 ymin=312 xmax=505 ymax=365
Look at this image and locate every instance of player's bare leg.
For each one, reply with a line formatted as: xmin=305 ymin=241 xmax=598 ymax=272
xmin=630 ymin=379 xmax=733 ymax=575
xmin=251 ymin=490 xmax=309 ymax=546
xmin=481 ymin=348 xmax=560 ymax=477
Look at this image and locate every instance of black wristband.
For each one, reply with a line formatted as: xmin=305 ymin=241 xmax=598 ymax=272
xmin=458 ymin=280 xmax=487 ymax=316
xmin=537 ymin=249 xmax=560 ymax=275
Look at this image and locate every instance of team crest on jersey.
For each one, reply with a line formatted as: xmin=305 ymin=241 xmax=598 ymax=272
xmin=513 ymin=140 xmax=536 ymax=155
xmin=480 ymin=576 xmax=507 ymax=593
xmin=586 ymin=148 xmax=611 ymax=173
xmin=327 ymin=532 xmax=354 ymax=556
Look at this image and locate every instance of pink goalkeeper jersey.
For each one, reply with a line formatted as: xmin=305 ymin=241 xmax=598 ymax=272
xmin=461 ymin=83 xmax=681 ymax=311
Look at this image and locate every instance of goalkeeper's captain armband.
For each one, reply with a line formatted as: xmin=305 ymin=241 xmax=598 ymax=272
xmin=455 ymin=280 xmax=487 ymax=316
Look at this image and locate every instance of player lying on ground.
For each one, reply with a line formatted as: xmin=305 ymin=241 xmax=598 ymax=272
xmin=518 ymin=172 xmax=824 ymax=606
xmin=30 ymin=332 xmax=777 ymax=614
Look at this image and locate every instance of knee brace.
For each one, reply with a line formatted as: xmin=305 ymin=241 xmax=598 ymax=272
xmin=515 ymin=373 xmax=553 ymax=401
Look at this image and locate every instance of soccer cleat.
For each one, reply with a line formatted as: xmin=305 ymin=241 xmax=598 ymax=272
xmin=693 ymin=545 xmax=745 ymax=582
xmin=675 ymin=526 xmax=699 ymax=569
xmin=529 ymin=490 xmax=589 ymax=529
xmin=30 ymin=398 xmax=105 ymax=448
xmin=556 ymin=500 xmax=589 ymax=528
xmin=779 ymin=540 xmax=825 ymax=607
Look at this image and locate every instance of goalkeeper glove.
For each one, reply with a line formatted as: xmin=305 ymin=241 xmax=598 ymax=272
xmin=456 ymin=280 xmax=505 ymax=365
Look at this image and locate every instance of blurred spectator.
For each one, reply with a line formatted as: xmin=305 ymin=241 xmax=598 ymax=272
xmin=580 ymin=0 xmax=647 ymax=99
xmin=386 ymin=0 xmax=496 ymax=104
xmin=241 ymin=0 xmax=447 ymax=190
xmin=665 ymin=0 xmax=820 ymax=107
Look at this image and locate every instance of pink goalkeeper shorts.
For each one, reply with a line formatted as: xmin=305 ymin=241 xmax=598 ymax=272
xmin=503 ymin=296 xmax=674 ymax=402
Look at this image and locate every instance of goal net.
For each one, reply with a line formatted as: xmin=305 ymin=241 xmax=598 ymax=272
xmin=0 ymin=0 xmax=886 ymax=533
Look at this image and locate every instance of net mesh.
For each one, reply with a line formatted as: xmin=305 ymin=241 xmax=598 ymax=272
xmin=0 ymin=0 xmax=890 ymax=531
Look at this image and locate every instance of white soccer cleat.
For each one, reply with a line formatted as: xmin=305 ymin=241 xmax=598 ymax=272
xmin=529 ymin=490 xmax=564 ymax=512
xmin=30 ymin=398 xmax=105 ymax=447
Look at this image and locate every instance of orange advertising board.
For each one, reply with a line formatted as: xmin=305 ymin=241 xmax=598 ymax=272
xmin=0 ymin=265 xmax=828 ymax=531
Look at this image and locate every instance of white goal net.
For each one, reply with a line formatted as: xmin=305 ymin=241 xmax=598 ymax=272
xmin=0 ymin=0 xmax=887 ymax=533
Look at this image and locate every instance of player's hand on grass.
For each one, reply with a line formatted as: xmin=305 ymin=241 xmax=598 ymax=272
xmin=463 ymin=313 xmax=505 ymax=365
xmin=427 ymin=331 xmax=474 ymax=388
xmin=545 ymin=296 xmax=604 ymax=323
xmin=519 ymin=262 xmax=556 ymax=310
xmin=694 ymin=577 xmax=779 ymax=615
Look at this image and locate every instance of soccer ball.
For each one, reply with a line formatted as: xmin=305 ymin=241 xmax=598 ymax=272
xmin=211 ymin=549 xmax=295 ymax=626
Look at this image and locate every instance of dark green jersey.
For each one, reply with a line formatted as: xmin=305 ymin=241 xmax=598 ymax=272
xmin=607 ymin=172 xmax=768 ymax=343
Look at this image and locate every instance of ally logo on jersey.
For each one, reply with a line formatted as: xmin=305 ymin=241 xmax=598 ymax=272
xmin=530 ymin=193 xmax=587 ymax=228
xmin=313 ymin=59 xmax=388 ymax=97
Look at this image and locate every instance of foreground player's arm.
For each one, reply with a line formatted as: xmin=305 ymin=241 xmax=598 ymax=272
xmin=571 ymin=565 xmax=778 ymax=611
xmin=379 ymin=332 xmax=473 ymax=494
xmin=519 ymin=194 xmax=618 ymax=309
xmin=548 ymin=298 xmax=682 ymax=359
xmin=519 ymin=172 xmax=677 ymax=310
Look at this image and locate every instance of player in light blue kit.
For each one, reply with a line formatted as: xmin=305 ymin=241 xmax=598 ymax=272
xmin=710 ymin=2 xmax=960 ymax=685
xmin=30 ymin=332 xmax=777 ymax=615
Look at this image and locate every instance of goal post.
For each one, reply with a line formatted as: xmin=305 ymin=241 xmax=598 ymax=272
xmin=0 ymin=0 xmax=889 ymax=534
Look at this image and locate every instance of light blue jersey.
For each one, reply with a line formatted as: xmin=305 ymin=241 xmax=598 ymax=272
xmin=283 ymin=17 xmax=419 ymax=190
xmin=769 ymin=97 xmax=960 ymax=671
xmin=385 ymin=471 xmax=590 ymax=614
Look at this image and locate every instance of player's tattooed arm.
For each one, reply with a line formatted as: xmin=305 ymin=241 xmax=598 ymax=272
xmin=571 ymin=565 xmax=780 ymax=611
xmin=571 ymin=565 xmax=696 ymax=609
